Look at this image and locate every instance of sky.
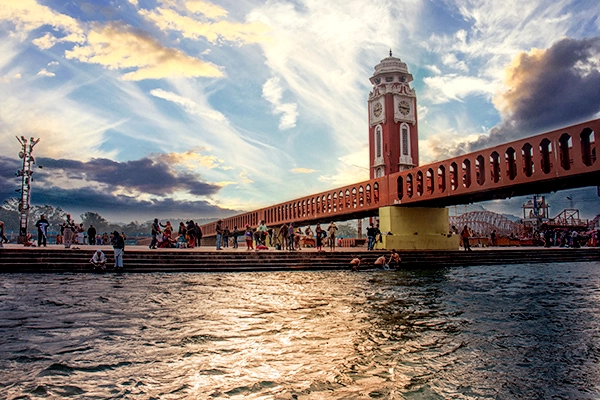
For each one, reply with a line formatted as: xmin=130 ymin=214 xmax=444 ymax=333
xmin=1 ymin=0 xmax=600 ymax=223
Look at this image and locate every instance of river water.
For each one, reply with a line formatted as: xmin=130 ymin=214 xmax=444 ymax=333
xmin=1 ymin=262 xmax=599 ymax=399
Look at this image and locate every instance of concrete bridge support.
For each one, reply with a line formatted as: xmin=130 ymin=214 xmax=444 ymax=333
xmin=376 ymin=206 xmax=460 ymax=250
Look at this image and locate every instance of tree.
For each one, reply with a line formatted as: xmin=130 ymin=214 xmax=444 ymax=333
xmin=80 ymin=212 xmax=110 ymax=232
xmin=336 ymin=223 xmax=358 ymax=238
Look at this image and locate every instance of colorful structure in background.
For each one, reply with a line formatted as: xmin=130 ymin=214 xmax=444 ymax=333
xmin=200 ymin=54 xmax=600 ymax=250
xmin=15 ymin=136 xmax=40 ymax=244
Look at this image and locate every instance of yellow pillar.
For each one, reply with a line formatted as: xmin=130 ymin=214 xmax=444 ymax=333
xmin=375 ymin=206 xmax=460 ymax=250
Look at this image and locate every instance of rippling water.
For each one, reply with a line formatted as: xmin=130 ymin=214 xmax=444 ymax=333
xmin=1 ymin=262 xmax=600 ymax=399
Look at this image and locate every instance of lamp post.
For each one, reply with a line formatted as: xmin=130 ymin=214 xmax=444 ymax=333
xmin=16 ymin=136 xmax=40 ymax=244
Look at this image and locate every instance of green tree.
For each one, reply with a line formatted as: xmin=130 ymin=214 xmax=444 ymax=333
xmin=80 ymin=212 xmax=110 ymax=232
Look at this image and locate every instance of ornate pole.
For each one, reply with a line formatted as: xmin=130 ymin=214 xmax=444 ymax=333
xmin=15 ymin=136 xmax=40 ymax=244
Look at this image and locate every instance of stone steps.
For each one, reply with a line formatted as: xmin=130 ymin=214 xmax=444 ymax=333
xmin=1 ymin=247 xmax=598 ymax=273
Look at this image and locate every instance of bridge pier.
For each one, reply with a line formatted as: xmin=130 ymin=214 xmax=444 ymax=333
xmin=375 ymin=206 xmax=460 ymax=250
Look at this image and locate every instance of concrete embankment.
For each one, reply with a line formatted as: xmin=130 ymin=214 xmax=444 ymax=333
xmin=1 ymin=245 xmax=599 ymax=273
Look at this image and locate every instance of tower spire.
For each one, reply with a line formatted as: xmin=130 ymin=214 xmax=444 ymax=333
xmin=389 ymin=49 xmax=392 ymax=57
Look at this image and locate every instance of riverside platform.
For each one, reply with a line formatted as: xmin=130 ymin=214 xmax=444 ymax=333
xmin=1 ymin=244 xmax=599 ymax=273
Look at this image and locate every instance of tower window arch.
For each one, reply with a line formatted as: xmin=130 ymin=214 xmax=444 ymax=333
xmin=401 ymin=124 xmax=410 ymax=156
xmin=375 ymin=126 xmax=382 ymax=158
xmin=399 ymin=122 xmax=413 ymax=168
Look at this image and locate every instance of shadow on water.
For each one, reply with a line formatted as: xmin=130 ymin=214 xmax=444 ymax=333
xmin=1 ymin=263 xmax=599 ymax=399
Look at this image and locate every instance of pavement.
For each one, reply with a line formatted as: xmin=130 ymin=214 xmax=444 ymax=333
xmin=0 ymin=242 xmax=570 ymax=252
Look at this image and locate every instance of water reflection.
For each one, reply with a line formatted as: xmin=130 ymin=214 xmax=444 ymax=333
xmin=1 ymin=263 xmax=599 ymax=399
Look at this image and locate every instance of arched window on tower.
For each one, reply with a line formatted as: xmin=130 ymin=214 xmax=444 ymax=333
xmin=401 ymin=126 xmax=409 ymax=156
xmin=376 ymin=126 xmax=382 ymax=158
xmin=399 ymin=123 xmax=413 ymax=168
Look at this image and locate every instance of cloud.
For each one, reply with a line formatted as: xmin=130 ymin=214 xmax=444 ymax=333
xmin=463 ymin=36 xmax=600 ymax=153
xmin=31 ymin=32 xmax=57 ymax=49
xmin=150 ymin=88 xmax=228 ymax=122
xmin=65 ymin=23 xmax=223 ymax=81
xmin=35 ymin=156 xmax=220 ymax=197
xmin=423 ymin=74 xmax=499 ymax=104
xmin=186 ymin=1 xmax=228 ymax=19
xmin=138 ymin=6 xmax=269 ymax=44
xmin=262 ymin=76 xmax=298 ymax=130
xmin=155 ymin=148 xmax=230 ymax=170
xmin=0 ymin=0 xmax=85 ymax=42
xmin=36 ymin=68 xmax=54 ymax=77
xmin=291 ymin=168 xmax=316 ymax=174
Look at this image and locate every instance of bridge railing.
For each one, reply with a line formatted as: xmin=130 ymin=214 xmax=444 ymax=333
xmin=386 ymin=118 xmax=598 ymax=207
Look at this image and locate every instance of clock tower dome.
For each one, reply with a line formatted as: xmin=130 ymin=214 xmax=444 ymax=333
xmin=368 ymin=51 xmax=419 ymax=178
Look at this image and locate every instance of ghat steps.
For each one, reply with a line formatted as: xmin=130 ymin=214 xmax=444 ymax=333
xmin=0 ymin=246 xmax=598 ymax=273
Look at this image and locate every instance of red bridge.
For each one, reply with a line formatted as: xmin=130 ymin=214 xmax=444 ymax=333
xmin=201 ymin=118 xmax=598 ymax=233
xmin=199 ymin=54 xmax=599 ymax=250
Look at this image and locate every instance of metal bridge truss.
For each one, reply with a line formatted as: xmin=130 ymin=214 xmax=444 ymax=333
xmin=449 ymin=211 xmax=520 ymax=237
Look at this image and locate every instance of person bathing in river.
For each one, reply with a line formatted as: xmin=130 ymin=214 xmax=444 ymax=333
xmin=374 ymin=255 xmax=389 ymax=269
xmin=388 ymin=250 xmax=401 ymax=269
xmin=350 ymin=256 xmax=362 ymax=272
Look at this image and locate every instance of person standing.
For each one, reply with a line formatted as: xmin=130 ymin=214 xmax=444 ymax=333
xmin=244 ymin=224 xmax=254 ymax=250
xmin=111 ymin=230 xmax=125 ymax=270
xmin=222 ymin=226 xmax=230 ymax=248
xmin=231 ymin=226 xmax=240 ymax=249
xmin=215 ymin=219 xmax=223 ymax=250
xmin=366 ymin=223 xmax=377 ymax=251
xmin=150 ymin=218 xmax=161 ymax=249
xmin=35 ymin=214 xmax=49 ymax=247
xmin=461 ymin=225 xmax=472 ymax=251
xmin=62 ymin=214 xmax=75 ymax=248
xmin=186 ymin=220 xmax=196 ymax=248
xmin=0 ymin=220 xmax=4 ymax=248
xmin=287 ymin=222 xmax=295 ymax=251
xmin=315 ymin=223 xmax=325 ymax=252
xmin=327 ymin=221 xmax=338 ymax=252
xmin=257 ymin=220 xmax=268 ymax=247
xmin=278 ymin=223 xmax=288 ymax=250
xmin=87 ymin=224 xmax=97 ymax=246
xmin=195 ymin=222 xmax=203 ymax=247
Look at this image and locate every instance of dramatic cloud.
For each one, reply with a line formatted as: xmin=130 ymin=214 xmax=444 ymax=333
xmin=0 ymin=154 xmax=234 ymax=221
xmin=464 ymin=37 xmax=600 ymax=152
xmin=65 ymin=24 xmax=223 ymax=81
xmin=35 ymin=156 xmax=220 ymax=196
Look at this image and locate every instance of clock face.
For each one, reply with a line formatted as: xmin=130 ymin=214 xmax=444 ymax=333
xmin=398 ymin=100 xmax=410 ymax=116
xmin=373 ymin=102 xmax=382 ymax=117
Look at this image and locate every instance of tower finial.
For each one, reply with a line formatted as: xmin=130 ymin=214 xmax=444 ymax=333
xmin=389 ymin=49 xmax=392 ymax=57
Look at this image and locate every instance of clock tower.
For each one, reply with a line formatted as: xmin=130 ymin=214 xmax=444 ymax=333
xmin=368 ymin=51 xmax=419 ymax=178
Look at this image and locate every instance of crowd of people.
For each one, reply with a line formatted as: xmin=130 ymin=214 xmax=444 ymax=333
xmin=211 ymin=219 xmax=340 ymax=252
